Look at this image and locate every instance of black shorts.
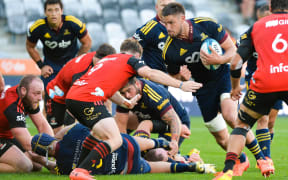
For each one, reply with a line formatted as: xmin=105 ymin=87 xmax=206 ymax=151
xmin=66 ymin=99 xmax=112 ymax=129
xmin=45 ymin=93 xmax=73 ymax=128
xmin=242 ymin=89 xmax=288 ymax=127
xmin=0 ymin=138 xmax=25 ymax=158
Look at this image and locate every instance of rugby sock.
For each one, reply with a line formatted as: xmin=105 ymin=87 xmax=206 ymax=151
xmin=223 ymin=152 xmax=238 ymax=172
xmin=246 ymin=138 xmax=266 ymax=160
xmin=151 ymin=138 xmax=170 ymax=150
xmin=256 ymin=129 xmax=271 ymax=158
xmin=133 ymin=130 xmax=150 ymax=139
xmin=170 ymin=162 xmax=197 ymax=173
xmin=78 ymin=141 xmax=111 ymax=170
xmin=78 ymin=135 xmax=100 ymax=165
xmin=238 ymin=152 xmax=246 ymax=163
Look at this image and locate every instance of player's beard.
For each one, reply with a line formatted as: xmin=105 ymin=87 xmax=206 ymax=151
xmin=22 ymin=93 xmax=38 ymax=110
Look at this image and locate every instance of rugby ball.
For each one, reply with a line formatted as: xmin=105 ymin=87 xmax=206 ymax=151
xmin=200 ymin=38 xmax=223 ymax=70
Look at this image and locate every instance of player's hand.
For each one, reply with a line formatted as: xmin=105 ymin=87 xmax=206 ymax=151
xmin=123 ymin=94 xmax=141 ymax=109
xmin=41 ymin=65 xmax=54 ymax=78
xmin=181 ymin=81 xmax=202 ymax=92
xmin=188 ymin=153 xmax=204 ymax=163
xmin=179 ymin=65 xmax=191 ymax=81
xmin=230 ymin=84 xmax=245 ymax=101
xmin=200 ymin=46 xmax=222 ymax=65
xmin=168 ymin=140 xmax=178 ymax=156
xmin=0 ymin=74 xmax=5 ymax=94
xmin=180 ymin=124 xmax=190 ymax=138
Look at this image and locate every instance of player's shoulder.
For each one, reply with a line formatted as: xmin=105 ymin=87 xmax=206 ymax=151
xmin=29 ymin=18 xmax=46 ymax=33
xmin=138 ymin=18 xmax=161 ymax=35
xmin=64 ymin=15 xmax=84 ymax=27
xmin=192 ymin=17 xmax=218 ymax=25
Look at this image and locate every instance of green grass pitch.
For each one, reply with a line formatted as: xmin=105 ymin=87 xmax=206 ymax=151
xmin=1 ymin=116 xmax=288 ymax=180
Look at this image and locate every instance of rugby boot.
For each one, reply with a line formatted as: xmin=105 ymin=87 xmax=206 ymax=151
xmin=257 ymin=159 xmax=274 ymax=177
xmin=233 ymin=154 xmax=250 ymax=176
xmin=212 ymin=170 xmax=233 ymax=180
xmin=69 ymin=168 xmax=94 ymax=180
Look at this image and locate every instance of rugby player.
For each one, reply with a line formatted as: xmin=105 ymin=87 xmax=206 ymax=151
xmin=0 ymin=71 xmax=4 ymax=94
xmin=31 ymin=123 xmax=215 ymax=177
xmin=116 ymin=77 xmax=191 ymax=148
xmin=45 ymin=44 xmax=116 ymax=134
xmin=0 ymin=75 xmax=54 ymax=172
xmin=161 ymin=2 xmax=267 ymax=176
xmin=65 ymin=38 xmax=203 ymax=179
xmin=214 ymin=0 xmax=288 ymax=179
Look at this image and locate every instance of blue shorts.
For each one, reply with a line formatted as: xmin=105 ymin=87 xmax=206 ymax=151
xmin=193 ymin=68 xmax=231 ymax=122
xmin=122 ymin=134 xmax=151 ymax=174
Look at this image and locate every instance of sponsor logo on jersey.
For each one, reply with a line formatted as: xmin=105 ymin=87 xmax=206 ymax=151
xmin=241 ymin=33 xmax=247 ymax=40
xmin=44 ymin=32 xmax=51 ymax=38
xmin=16 ymin=115 xmax=25 ymax=122
xmin=110 ymin=152 xmax=118 ymax=174
xmin=74 ymin=80 xmax=88 ymax=86
xmin=180 ymin=48 xmax=188 ymax=56
xmin=158 ymin=42 xmax=165 ymax=51
xmin=133 ymin=33 xmax=142 ymax=41
xmin=200 ymin=33 xmax=208 ymax=41
xmin=91 ymin=87 xmax=104 ymax=97
xmin=270 ymin=63 xmax=288 ymax=74
xmin=64 ymin=29 xmax=71 ymax=35
xmin=45 ymin=40 xmax=71 ymax=49
xmin=266 ymin=19 xmax=288 ymax=28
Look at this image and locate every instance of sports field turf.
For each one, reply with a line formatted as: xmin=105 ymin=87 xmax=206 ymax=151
xmin=1 ymin=116 xmax=287 ymax=180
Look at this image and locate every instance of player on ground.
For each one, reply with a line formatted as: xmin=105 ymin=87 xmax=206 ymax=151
xmin=161 ymin=2 xmax=268 ymax=176
xmin=31 ymin=123 xmax=215 ymax=176
xmin=0 ymin=75 xmax=54 ymax=172
xmin=214 ymin=0 xmax=288 ymax=179
xmin=65 ymin=38 xmax=203 ymax=180
xmin=45 ymin=44 xmax=116 ymax=133
xmin=244 ymin=4 xmax=280 ymax=166
xmin=116 ymin=77 xmax=191 ymax=148
xmin=133 ymin=0 xmax=175 ymax=72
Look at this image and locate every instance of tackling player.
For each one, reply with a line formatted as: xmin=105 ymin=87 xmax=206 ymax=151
xmin=116 ymin=77 xmax=191 ymax=148
xmin=0 ymin=75 xmax=54 ymax=172
xmin=45 ymin=44 xmax=116 ymax=134
xmin=214 ymin=0 xmax=288 ymax=179
xmin=65 ymin=38 xmax=203 ymax=179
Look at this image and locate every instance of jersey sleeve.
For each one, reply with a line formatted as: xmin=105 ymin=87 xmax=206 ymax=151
xmin=27 ymin=19 xmax=45 ymax=43
xmin=127 ymin=57 xmax=147 ymax=72
xmin=65 ymin=15 xmax=87 ymax=39
xmin=25 ymin=105 xmax=40 ymax=114
xmin=4 ymin=104 xmax=26 ymax=129
xmin=116 ymin=105 xmax=130 ymax=113
xmin=133 ymin=20 xmax=158 ymax=48
xmin=196 ymin=17 xmax=228 ymax=44
xmin=237 ymin=26 xmax=255 ymax=62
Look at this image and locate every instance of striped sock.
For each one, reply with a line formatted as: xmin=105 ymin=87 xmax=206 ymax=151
xmin=223 ymin=152 xmax=238 ymax=172
xmin=246 ymin=138 xmax=266 ymax=160
xmin=256 ymin=128 xmax=271 ymax=158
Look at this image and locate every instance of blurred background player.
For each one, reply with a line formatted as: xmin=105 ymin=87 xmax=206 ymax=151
xmin=31 ymin=123 xmax=215 ymax=177
xmin=214 ymin=0 xmax=288 ymax=179
xmin=0 ymin=75 xmax=54 ymax=173
xmin=133 ymin=0 xmax=175 ymax=73
xmin=116 ymin=77 xmax=191 ymax=149
xmin=66 ymin=38 xmax=203 ymax=180
xmin=45 ymin=44 xmax=116 ymax=134
xmin=244 ymin=3 xmax=279 ymax=165
xmin=161 ymin=2 xmax=269 ymax=176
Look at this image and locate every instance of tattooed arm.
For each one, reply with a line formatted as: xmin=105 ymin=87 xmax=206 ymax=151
xmin=161 ymin=108 xmax=182 ymax=156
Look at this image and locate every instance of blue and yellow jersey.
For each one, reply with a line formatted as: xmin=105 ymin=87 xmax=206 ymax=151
xmin=162 ymin=17 xmax=229 ymax=84
xmin=55 ymin=123 xmax=90 ymax=175
xmin=117 ymin=79 xmax=190 ymax=127
xmin=133 ymin=16 xmax=168 ymax=72
xmin=27 ymin=15 xmax=87 ymax=70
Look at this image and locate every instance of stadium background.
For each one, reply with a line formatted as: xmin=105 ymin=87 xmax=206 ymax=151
xmin=1 ymin=0 xmax=288 ymax=116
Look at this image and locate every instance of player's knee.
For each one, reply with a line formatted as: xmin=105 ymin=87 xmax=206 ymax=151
xmin=205 ymin=114 xmax=227 ymax=133
xmin=231 ymin=127 xmax=249 ymax=138
xmin=17 ymin=158 xmax=33 ymax=172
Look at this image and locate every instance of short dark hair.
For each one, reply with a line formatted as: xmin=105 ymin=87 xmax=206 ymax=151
xmin=95 ymin=43 xmax=116 ymax=59
xmin=144 ymin=149 xmax=166 ymax=162
xmin=162 ymin=2 xmax=185 ymax=17
xmin=120 ymin=38 xmax=143 ymax=56
xmin=19 ymin=75 xmax=42 ymax=91
xmin=44 ymin=0 xmax=63 ymax=11
xmin=271 ymin=0 xmax=288 ymax=12
xmin=258 ymin=4 xmax=269 ymax=13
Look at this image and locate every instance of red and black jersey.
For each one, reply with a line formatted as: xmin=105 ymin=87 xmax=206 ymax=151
xmin=238 ymin=13 xmax=288 ymax=93
xmin=66 ymin=53 xmax=146 ymax=102
xmin=46 ymin=52 xmax=95 ymax=104
xmin=0 ymin=86 xmax=40 ymax=139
